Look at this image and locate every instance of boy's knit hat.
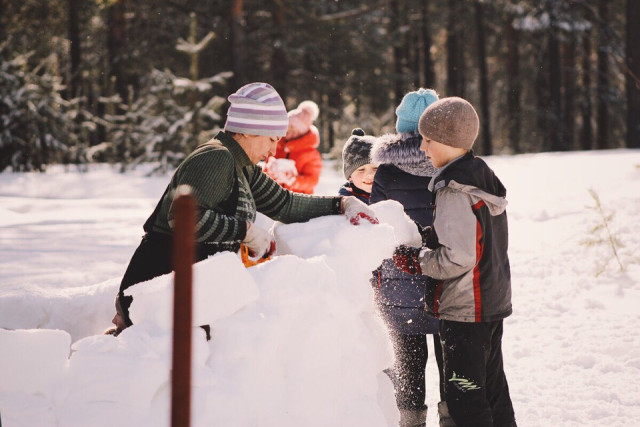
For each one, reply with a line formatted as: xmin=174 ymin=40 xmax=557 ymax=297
xmin=418 ymin=97 xmax=479 ymax=150
xmin=342 ymin=128 xmax=376 ymax=179
xmin=395 ymin=88 xmax=439 ymax=133
xmin=287 ymin=100 xmax=320 ymax=138
xmin=224 ymin=82 xmax=289 ymax=137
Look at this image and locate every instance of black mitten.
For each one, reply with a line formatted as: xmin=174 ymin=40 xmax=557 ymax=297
xmin=415 ymin=222 xmax=440 ymax=249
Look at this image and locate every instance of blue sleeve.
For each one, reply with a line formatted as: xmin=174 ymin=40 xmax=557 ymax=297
xmin=338 ymin=185 xmax=352 ymax=197
xmin=370 ymin=167 xmax=387 ymax=204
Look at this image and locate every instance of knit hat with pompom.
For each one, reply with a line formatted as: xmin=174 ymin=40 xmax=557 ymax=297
xmin=286 ymin=100 xmax=320 ymax=139
xmin=342 ymin=128 xmax=376 ymax=179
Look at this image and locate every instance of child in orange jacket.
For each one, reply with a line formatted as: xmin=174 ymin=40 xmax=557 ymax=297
xmin=264 ymin=100 xmax=322 ymax=194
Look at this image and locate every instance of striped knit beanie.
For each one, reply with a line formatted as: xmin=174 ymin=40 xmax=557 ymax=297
xmin=224 ymin=82 xmax=289 ymax=137
xmin=418 ymin=97 xmax=479 ymax=150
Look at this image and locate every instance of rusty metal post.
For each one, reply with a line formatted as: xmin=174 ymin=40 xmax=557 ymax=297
xmin=171 ymin=185 xmax=196 ymax=427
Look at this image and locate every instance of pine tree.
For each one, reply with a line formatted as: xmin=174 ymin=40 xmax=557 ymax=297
xmin=0 ymin=48 xmax=86 ymax=171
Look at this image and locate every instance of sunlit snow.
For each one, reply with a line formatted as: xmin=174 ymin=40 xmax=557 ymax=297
xmin=1 ymin=150 xmax=639 ymax=426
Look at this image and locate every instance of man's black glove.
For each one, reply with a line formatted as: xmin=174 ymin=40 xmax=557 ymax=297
xmin=392 ymin=245 xmax=422 ymax=275
xmin=415 ymin=222 xmax=439 ymax=250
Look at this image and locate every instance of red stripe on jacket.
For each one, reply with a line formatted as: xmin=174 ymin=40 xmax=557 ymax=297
xmin=472 ymin=200 xmax=485 ymax=321
xmin=433 ymin=281 xmax=443 ymax=317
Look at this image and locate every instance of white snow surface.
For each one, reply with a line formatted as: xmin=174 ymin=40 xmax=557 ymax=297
xmin=1 ymin=150 xmax=640 ymax=426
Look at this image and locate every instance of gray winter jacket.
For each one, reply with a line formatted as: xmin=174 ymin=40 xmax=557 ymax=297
xmin=419 ymin=151 xmax=512 ymax=323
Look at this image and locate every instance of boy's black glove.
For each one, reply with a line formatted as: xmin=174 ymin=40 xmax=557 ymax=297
xmin=392 ymin=245 xmax=422 ymax=275
xmin=415 ymin=222 xmax=439 ymax=249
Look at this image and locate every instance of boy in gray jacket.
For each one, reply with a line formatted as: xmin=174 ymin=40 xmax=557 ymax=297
xmin=393 ymin=97 xmax=516 ymax=427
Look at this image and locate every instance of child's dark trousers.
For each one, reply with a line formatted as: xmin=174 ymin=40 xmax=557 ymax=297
xmin=440 ymin=319 xmax=516 ymax=427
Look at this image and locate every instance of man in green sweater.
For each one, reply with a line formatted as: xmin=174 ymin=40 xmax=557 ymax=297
xmin=110 ymin=82 xmax=376 ymax=334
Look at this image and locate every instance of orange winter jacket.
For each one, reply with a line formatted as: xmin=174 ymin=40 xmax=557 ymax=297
xmin=271 ymin=126 xmax=322 ymax=194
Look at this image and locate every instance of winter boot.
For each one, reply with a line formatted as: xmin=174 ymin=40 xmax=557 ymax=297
xmin=398 ymin=406 xmax=427 ymax=427
xmin=200 ymin=325 xmax=212 ymax=341
xmin=438 ymin=401 xmax=456 ymax=427
xmin=383 ymin=367 xmax=399 ymax=389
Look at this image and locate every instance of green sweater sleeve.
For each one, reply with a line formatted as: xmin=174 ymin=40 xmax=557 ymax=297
xmin=245 ymin=165 xmax=342 ymax=223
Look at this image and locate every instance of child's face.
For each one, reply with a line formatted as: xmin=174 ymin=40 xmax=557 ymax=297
xmin=420 ymin=137 xmax=464 ymax=168
xmin=349 ymin=163 xmax=378 ymax=193
xmin=285 ymin=124 xmax=298 ymax=140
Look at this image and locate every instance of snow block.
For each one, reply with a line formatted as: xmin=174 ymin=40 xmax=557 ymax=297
xmin=370 ymin=199 xmax=423 ymax=246
xmin=274 ymin=199 xmax=419 ymax=259
xmin=200 ymin=254 xmax=394 ymax=426
xmin=59 ymin=329 xmax=170 ymax=417
xmin=0 ymin=329 xmax=70 ymax=396
xmin=0 ymin=278 xmax=120 ymax=342
xmin=126 ymin=251 xmax=259 ymax=328
xmin=0 ymin=391 xmax=57 ymax=427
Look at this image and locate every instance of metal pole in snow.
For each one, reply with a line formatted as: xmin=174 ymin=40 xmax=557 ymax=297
xmin=171 ymin=185 xmax=195 ymax=427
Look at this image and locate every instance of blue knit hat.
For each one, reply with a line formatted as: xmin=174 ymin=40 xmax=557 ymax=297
xmin=395 ymin=88 xmax=439 ymax=133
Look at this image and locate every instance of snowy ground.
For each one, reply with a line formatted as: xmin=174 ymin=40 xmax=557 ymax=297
xmin=1 ymin=150 xmax=639 ymax=426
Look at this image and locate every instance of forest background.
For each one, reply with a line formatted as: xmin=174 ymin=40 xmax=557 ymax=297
xmin=1 ymin=0 xmax=639 ymax=173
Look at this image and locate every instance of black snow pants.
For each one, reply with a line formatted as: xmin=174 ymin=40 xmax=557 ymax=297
xmin=439 ymin=319 xmax=516 ymax=427
xmin=390 ymin=330 xmax=445 ymax=411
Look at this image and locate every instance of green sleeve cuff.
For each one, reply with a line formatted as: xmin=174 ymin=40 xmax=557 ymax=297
xmin=332 ymin=197 xmax=343 ymax=215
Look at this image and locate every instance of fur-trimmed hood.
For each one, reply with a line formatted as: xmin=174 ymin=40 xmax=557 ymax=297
xmin=371 ymin=132 xmax=437 ymax=177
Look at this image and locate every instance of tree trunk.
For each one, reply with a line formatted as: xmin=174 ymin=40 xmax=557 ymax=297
xmin=505 ymin=0 xmax=521 ymax=153
xmin=596 ymin=0 xmax=609 ymax=149
xmin=446 ymin=0 xmax=465 ymax=97
xmin=626 ymin=0 xmax=640 ymax=148
xmin=409 ymin=8 xmax=420 ymax=88
xmin=562 ymin=33 xmax=576 ymax=150
xmin=107 ymin=0 xmax=128 ymax=102
xmin=580 ymin=27 xmax=593 ymax=150
xmin=474 ymin=0 xmax=491 ymax=155
xmin=187 ymin=13 xmax=199 ymax=82
xmin=185 ymin=12 xmax=199 ymax=114
xmin=390 ymin=0 xmax=404 ymax=105
xmin=327 ymin=35 xmax=341 ymax=153
xmin=535 ymin=43 xmax=551 ymax=152
xmin=67 ymin=0 xmax=81 ymax=99
xmin=0 ymin=0 xmax=4 ymax=42
xmin=230 ymin=0 xmax=245 ymax=89
xmin=548 ymin=6 xmax=563 ymax=151
xmin=421 ymin=0 xmax=436 ymax=88
xmin=270 ymin=1 xmax=288 ymax=102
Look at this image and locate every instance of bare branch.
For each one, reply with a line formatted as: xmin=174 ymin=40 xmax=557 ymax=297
xmin=318 ymin=0 xmax=386 ymax=21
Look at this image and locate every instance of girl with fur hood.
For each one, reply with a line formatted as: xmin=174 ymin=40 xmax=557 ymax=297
xmin=370 ymin=88 xmax=448 ymax=427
